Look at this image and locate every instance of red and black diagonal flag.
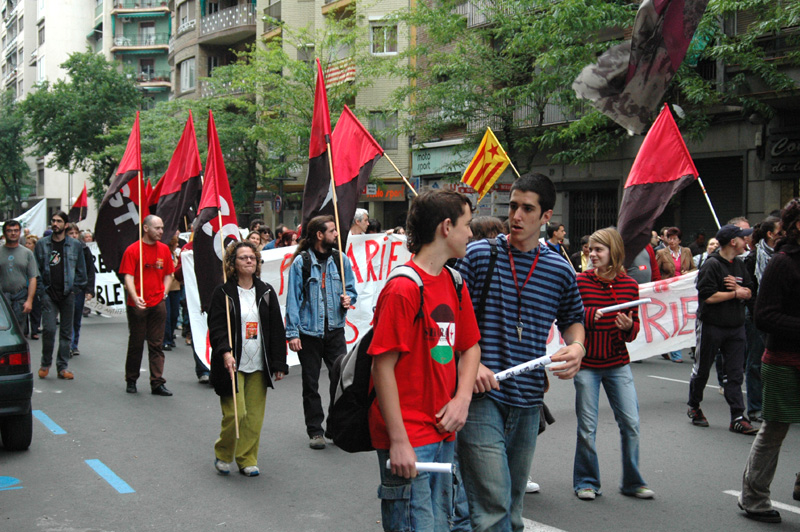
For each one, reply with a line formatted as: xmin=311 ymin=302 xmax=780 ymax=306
xmin=95 ymin=112 xmax=146 ymax=273
xmin=300 ymin=58 xmax=334 ymax=230
xmin=151 ymin=111 xmax=203 ymax=242
xmin=144 ymin=179 xmax=157 ymax=216
xmin=572 ymin=0 xmax=710 ymax=134
xmin=193 ymin=110 xmax=239 ymax=312
xmin=330 ymin=105 xmax=383 ymax=247
xmin=69 ymin=183 xmax=88 ymax=223
xmin=618 ymin=104 xmax=698 ymax=268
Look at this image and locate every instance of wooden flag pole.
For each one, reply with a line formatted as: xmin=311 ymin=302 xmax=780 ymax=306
xmin=382 ymin=153 xmax=418 ymax=197
xmin=325 ymin=139 xmax=348 ymax=297
xmin=217 ymin=210 xmax=238 ymax=439
xmin=697 ymin=176 xmax=722 ymax=230
xmin=137 ymin=172 xmax=144 ymax=300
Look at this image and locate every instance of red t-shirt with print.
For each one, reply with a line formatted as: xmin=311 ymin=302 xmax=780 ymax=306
xmin=119 ymin=240 xmax=174 ymax=308
xmin=368 ymin=260 xmax=481 ymax=450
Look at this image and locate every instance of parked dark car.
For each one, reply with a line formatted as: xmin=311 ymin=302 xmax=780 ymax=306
xmin=0 ymin=294 xmax=33 ymax=451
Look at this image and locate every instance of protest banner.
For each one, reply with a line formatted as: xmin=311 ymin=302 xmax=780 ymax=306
xmin=169 ymin=235 xmax=701 ymax=370
xmin=84 ymin=242 xmax=128 ymax=316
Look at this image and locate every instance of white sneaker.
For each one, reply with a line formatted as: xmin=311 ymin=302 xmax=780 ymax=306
xmin=198 ymin=374 xmax=210 ymax=384
xmin=576 ymin=488 xmax=596 ymax=500
xmin=214 ymin=458 xmax=230 ymax=475
xmin=526 ymin=477 xmax=540 ymax=493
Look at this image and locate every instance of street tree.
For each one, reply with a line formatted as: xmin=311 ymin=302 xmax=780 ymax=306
xmin=388 ymin=0 xmax=800 ymax=170
xmin=0 ymin=90 xmax=33 ymax=213
xmin=22 ymin=51 xmax=141 ymax=181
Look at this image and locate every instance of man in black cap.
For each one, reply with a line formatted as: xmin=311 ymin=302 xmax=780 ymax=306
xmin=687 ymin=224 xmax=757 ymax=435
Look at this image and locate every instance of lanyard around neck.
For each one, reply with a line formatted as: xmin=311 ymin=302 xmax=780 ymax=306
xmin=507 ymin=246 xmax=540 ymax=340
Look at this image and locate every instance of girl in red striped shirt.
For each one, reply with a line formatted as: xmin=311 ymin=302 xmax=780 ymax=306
xmin=572 ymin=228 xmax=654 ymax=501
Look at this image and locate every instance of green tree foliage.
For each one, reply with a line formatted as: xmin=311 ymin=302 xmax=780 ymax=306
xmin=0 ymin=91 xmax=32 ymax=213
xmin=389 ymin=0 xmax=800 ymax=169
xmin=204 ymin=7 xmax=390 ymax=184
xmin=22 ymin=51 xmax=141 ymax=177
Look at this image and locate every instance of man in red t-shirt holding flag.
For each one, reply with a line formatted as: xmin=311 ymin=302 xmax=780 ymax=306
xmin=368 ymin=190 xmax=482 ymax=531
xmin=119 ymin=215 xmax=175 ymax=396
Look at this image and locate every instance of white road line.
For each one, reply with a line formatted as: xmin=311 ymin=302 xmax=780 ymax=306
xmin=648 ymin=375 xmax=724 ymax=390
xmin=523 ymin=517 xmax=569 ymax=532
xmin=724 ymin=490 xmax=800 ymax=515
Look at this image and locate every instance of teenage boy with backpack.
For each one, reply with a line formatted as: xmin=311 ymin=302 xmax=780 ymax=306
xmin=368 ymin=190 xmax=482 ymax=532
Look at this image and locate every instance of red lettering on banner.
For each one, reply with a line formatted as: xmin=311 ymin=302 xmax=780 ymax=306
xmin=386 ymin=241 xmax=402 ymax=272
xmin=641 ymin=299 xmax=669 ymax=342
xmin=345 ymin=316 xmax=359 ymax=345
xmin=365 ymin=240 xmax=380 ymax=281
xmin=652 ymin=278 xmax=679 ymax=293
xmin=670 ymin=302 xmax=679 ymax=337
xmin=678 ymin=296 xmax=698 ymax=336
xmin=346 ymin=244 xmax=364 ymax=283
xmin=379 ymin=236 xmax=388 ymax=280
xmin=546 ymin=324 xmax=566 ymax=346
xmin=278 ymin=253 xmax=294 ymax=295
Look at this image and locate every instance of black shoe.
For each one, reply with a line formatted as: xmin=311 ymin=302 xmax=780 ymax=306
xmin=126 ymin=381 xmax=137 ymax=394
xmin=162 ymin=344 xmax=172 ymax=351
xmin=739 ymin=502 xmax=781 ymax=523
xmin=688 ymin=407 xmax=709 ymax=427
xmin=71 ymin=349 xmax=80 ymax=356
xmin=151 ymin=384 xmax=173 ymax=396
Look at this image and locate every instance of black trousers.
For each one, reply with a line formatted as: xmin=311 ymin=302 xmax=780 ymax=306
xmin=689 ymin=320 xmax=746 ymax=420
xmin=298 ymin=328 xmax=346 ymax=437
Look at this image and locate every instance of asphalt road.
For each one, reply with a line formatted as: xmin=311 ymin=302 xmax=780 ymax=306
xmin=2 ymin=315 xmax=799 ymax=532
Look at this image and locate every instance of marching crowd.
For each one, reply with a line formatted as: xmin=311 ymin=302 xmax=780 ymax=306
xmin=2 ymin=172 xmax=799 ymax=530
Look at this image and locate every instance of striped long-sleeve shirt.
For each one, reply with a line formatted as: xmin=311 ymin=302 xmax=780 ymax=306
xmin=576 ymin=270 xmax=640 ymax=370
xmin=456 ymin=235 xmax=584 ymax=408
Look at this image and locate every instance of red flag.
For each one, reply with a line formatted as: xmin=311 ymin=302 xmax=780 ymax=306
xmin=618 ymin=104 xmax=698 ymax=267
xmin=69 ymin=183 xmax=88 ymax=223
xmin=329 ymin=105 xmax=383 ymax=246
xmin=193 ymin=110 xmax=239 ymax=311
xmin=301 ymin=58 xmax=334 ymax=230
xmin=151 ymin=111 xmax=203 ymax=240
xmin=95 ymin=112 xmax=146 ymax=272
xmin=144 ymin=180 xmax=155 ymax=214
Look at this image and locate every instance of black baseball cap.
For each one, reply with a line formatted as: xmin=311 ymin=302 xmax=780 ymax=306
xmin=715 ymin=224 xmax=753 ymax=247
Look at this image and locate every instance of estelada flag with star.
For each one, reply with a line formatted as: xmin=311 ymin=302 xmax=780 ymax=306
xmin=461 ymin=127 xmax=511 ymax=201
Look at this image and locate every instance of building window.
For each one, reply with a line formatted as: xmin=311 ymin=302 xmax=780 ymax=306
xmin=37 ymin=57 xmax=45 ymax=83
xmin=180 ymin=57 xmax=195 ymax=92
xmin=139 ymin=58 xmax=154 ymax=80
xmin=139 ymin=22 xmax=155 ymax=45
xmin=207 ymin=1 xmax=218 ymax=15
xmin=207 ymin=55 xmax=218 ymax=76
xmin=369 ymin=111 xmax=398 ymax=150
xmin=370 ymin=24 xmax=397 ymax=55
xmin=38 ymin=25 xmax=45 ymax=46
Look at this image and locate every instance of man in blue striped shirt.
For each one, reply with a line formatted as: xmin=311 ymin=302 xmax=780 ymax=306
xmin=456 ymin=174 xmax=586 ymax=531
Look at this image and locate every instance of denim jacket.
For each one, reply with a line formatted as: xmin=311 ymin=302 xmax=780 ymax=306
xmin=285 ymin=249 xmax=357 ymax=339
xmin=34 ymin=235 xmax=88 ymax=296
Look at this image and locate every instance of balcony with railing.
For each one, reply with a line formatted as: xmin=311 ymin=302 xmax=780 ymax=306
xmin=262 ymin=2 xmax=281 ymax=38
xmin=453 ymin=1 xmax=519 ymax=29
xmin=321 ymin=0 xmax=354 ymax=16
xmin=110 ymin=32 xmax=170 ymax=52
xmin=200 ymin=3 xmax=256 ymax=45
xmin=137 ymin=69 xmax=171 ymax=88
xmin=467 ymin=98 xmax=584 ymax=133
xmin=112 ymin=0 xmax=169 ymax=13
xmin=199 ymin=79 xmax=245 ymax=98
xmin=177 ymin=18 xmax=196 ymax=37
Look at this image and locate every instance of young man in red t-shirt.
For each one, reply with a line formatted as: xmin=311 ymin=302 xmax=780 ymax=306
xmin=119 ymin=215 xmax=175 ymax=396
xmin=368 ymin=190 xmax=481 ymax=531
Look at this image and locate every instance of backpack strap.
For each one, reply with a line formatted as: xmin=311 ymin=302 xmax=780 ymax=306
xmin=386 ymin=265 xmax=425 ymax=322
xmin=301 ymin=250 xmax=312 ymax=288
xmin=476 ymin=238 xmax=498 ymax=322
xmin=443 ymin=265 xmax=464 ymax=310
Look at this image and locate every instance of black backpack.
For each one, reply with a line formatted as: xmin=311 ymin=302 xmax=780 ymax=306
xmin=327 ymin=264 xmax=463 ymax=453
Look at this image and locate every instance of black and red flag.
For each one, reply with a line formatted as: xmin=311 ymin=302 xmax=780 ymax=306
xmin=95 ymin=112 xmax=146 ymax=272
xmin=150 ymin=111 xmax=203 ymax=241
xmin=330 ymin=105 xmax=383 ymax=246
xmin=193 ymin=110 xmax=239 ymax=312
xmin=618 ymin=104 xmax=698 ymax=267
xmin=572 ymin=0 xmax=710 ymax=134
xmin=69 ymin=183 xmax=88 ymax=223
xmin=300 ymin=58 xmax=334 ymax=230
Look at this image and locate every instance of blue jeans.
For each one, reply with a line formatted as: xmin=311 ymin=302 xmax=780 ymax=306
xmin=71 ymin=289 xmax=85 ymax=350
xmin=744 ymin=311 xmax=764 ymax=414
xmin=669 ymin=350 xmax=683 ymax=361
xmin=41 ymin=293 xmax=75 ymax=372
xmin=376 ymin=439 xmax=455 ymax=532
xmin=457 ymin=395 xmax=540 ymax=532
xmin=573 ymin=365 xmax=646 ymax=495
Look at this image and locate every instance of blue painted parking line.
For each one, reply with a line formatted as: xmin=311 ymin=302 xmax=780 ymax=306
xmin=32 ymin=410 xmax=66 ymax=434
xmin=0 ymin=476 xmax=23 ymax=491
xmin=85 ymin=460 xmax=135 ymax=494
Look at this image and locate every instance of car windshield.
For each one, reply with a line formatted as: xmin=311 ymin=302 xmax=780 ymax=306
xmin=0 ymin=304 xmax=11 ymax=331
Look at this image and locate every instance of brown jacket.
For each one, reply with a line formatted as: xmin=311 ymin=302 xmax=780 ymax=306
xmin=655 ymin=246 xmax=696 ymax=279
